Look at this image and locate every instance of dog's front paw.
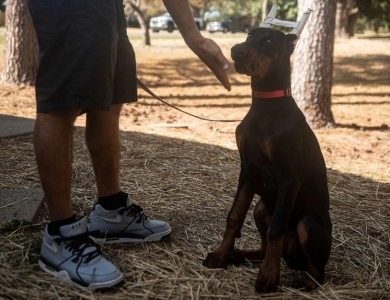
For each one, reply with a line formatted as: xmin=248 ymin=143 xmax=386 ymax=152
xmin=292 ymin=276 xmax=318 ymax=292
xmin=203 ymin=252 xmax=228 ymax=269
xmin=255 ymin=269 xmax=280 ymax=293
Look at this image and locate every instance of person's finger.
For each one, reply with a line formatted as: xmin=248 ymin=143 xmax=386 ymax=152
xmin=212 ymin=62 xmax=231 ymax=91
xmin=190 ymin=38 xmax=231 ymax=91
xmin=202 ymin=51 xmax=231 ymax=91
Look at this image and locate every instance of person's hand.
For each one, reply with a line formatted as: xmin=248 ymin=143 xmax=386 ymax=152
xmin=186 ymin=37 xmax=231 ymax=91
xmin=161 ymin=0 xmax=230 ymax=90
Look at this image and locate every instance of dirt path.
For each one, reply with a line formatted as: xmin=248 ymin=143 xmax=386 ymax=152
xmin=1 ymin=32 xmax=390 ymax=183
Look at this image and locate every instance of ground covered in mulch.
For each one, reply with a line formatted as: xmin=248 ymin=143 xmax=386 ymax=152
xmin=0 ymin=30 xmax=390 ymax=299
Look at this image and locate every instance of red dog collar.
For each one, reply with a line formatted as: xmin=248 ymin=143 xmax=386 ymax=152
xmin=252 ymin=88 xmax=292 ymax=98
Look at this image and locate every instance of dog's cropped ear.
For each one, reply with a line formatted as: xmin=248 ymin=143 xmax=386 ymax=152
xmin=286 ymin=34 xmax=298 ymax=54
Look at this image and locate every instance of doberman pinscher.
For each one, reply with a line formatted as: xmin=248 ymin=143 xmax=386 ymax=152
xmin=202 ymin=27 xmax=332 ymax=293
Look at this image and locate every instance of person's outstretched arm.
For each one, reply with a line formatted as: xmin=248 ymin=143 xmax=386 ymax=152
xmin=163 ymin=0 xmax=231 ymax=91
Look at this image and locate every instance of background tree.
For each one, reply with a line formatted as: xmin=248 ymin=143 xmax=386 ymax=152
xmin=356 ymin=0 xmax=390 ymax=32
xmin=335 ymin=0 xmax=359 ymax=38
xmin=262 ymin=0 xmax=269 ymax=20
xmin=124 ymin=0 xmax=153 ymax=46
xmin=291 ymin=0 xmax=337 ymax=128
xmin=189 ymin=0 xmax=211 ymax=18
xmin=1 ymin=0 xmax=38 ymax=85
xmin=124 ymin=0 xmax=205 ymax=46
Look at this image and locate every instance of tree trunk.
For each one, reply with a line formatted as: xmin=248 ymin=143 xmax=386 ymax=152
xmin=262 ymin=0 xmax=269 ymax=22
xmin=291 ymin=0 xmax=337 ymax=128
xmin=1 ymin=0 xmax=38 ymax=85
xmin=127 ymin=1 xmax=151 ymax=46
xmin=335 ymin=0 xmax=358 ymax=38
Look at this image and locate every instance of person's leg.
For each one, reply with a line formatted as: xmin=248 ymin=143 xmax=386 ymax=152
xmin=86 ymin=105 xmax=172 ymax=244
xmin=35 ymin=109 xmax=124 ymax=290
xmin=29 ymin=0 xmax=126 ymax=290
xmin=85 ymin=104 xmax=122 ymax=198
xmin=34 ymin=108 xmax=81 ymax=221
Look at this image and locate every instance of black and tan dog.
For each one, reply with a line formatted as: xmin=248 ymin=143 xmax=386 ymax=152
xmin=203 ymin=27 xmax=332 ymax=293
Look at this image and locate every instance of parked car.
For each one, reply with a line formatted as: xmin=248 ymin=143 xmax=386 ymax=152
xmin=206 ymin=15 xmax=254 ymax=33
xmin=206 ymin=21 xmax=224 ymax=33
xmin=149 ymin=13 xmax=203 ymax=33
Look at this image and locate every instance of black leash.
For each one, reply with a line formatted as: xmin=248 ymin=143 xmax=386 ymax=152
xmin=137 ymin=78 xmax=241 ymax=122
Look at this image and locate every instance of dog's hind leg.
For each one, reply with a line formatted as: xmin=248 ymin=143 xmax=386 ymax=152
xmin=203 ymin=172 xmax=254 ymax=269
xmin=291 ymin=214 xmax=332 ymax=291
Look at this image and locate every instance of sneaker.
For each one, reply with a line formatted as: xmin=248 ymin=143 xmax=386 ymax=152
xmin=39 ymin=216 xmax=123 ymax=291
xmin=88 ymin=196 xmax=172 ymax=244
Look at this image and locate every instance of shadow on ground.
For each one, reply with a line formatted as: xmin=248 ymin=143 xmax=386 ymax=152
xmin=333 ymin=54 xmax=390 ymax=87
xmin=0 ymin=130 xmax=389 ymax=299
xmin=137 ymin=57 xmax=249 ymax=90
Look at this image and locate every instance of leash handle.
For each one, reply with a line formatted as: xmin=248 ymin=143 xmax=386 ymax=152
xmin=136 ymin=78 xmax=241 ymax=123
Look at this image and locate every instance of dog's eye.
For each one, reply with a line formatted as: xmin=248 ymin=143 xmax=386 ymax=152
xmin=262 ymin=38 xmax=273 ymax=46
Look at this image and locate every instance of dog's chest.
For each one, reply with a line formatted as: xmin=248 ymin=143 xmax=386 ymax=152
xmin=237 ymin=110 xmax=286 ymax=162
xmin=236 ymin=109 xmax=298 ymax=194
xmin=238 ymin=129 xmax=281 ymax=192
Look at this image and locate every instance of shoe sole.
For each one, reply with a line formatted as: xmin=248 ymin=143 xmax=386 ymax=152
xmin=90 ymin=228 xmax=172 ymax=244
xmin=39 ymin=260 xmax=123 ymax=291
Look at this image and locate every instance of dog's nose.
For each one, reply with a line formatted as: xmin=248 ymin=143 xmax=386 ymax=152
xmin=231 ymin=44 xmax=247 ymax=62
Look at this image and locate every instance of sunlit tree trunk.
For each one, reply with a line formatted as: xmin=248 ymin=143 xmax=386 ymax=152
xmin=1 ymin=0 xmax=38 ymax=85
xmin=291 ymin=0 xmax=337 ymax=128
xmin=262 ymin=0 xmax=269 ymax=22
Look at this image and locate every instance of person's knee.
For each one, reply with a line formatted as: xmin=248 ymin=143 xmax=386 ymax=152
xmin=87 ymin=104 xmax=123 ymax=121
xmin=36 ymin=109 xmax=81 ymax=130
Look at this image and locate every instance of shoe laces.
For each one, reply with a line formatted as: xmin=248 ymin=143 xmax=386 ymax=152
xmin=59 ymin=232 xmax=101 ymax=264
xmin=120 ymin=204 xmax=148 ymax=222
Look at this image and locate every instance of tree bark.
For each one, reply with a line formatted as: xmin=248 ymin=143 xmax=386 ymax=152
xmin=291 ymin=0 xmax=337 ymax=128
xmin=1 ymin=0 xmax=38 ymax=85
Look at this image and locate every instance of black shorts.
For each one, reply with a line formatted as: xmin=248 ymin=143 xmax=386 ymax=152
xmin=28 ymin=0 xmax=138 ymax=113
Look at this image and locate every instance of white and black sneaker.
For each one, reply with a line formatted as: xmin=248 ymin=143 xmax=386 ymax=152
xmin=39 ymin=216 xmax=123 ymax=291
xmin=88 ymin=196 xmax=171 ymax=244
